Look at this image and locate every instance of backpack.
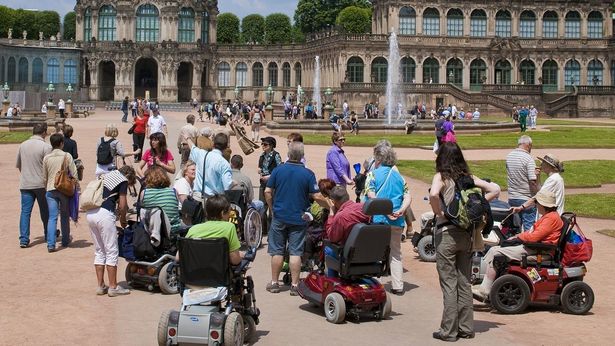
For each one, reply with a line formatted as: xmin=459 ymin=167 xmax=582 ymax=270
xmin=253 ymin=111 xmax=262 ymax=123
xmin=441 ymin=175 xmax=492 ymax=232
xmin=97 ymin=137 xmax=115 ymax=165
xmin=80 ymin=177 xmax=119 ymax=211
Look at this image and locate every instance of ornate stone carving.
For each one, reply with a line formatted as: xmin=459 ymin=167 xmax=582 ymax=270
xmin=8 ymin=28 xmax=12 ymax=39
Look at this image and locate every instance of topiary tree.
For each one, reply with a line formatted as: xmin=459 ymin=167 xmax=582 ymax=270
xmin=294 ymin=0 xmax=372 ymax=34
xmin=35 ymin=11 xmax=61 ymax=39
xmin=291 ymin=25 xmax=306 ymax=44
xmin=336 ymin=6 xmax=372 ymax=33
xmin=0 ymin=5 xmax=16 ymax=38
xmin=264 ymin=13 xmax=292 ymax=44
xmin=217 ymin=12 xmax=240 ymax=43
xmin=63 ymin=12 xmax=76 ymax=41
xmin=241 ymin=14 xmax=265 ymax=44
xmin=12 ymin=9 xmax=38 ymax=39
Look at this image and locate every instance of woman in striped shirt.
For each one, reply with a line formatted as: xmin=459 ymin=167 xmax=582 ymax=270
xmin=140 ymin=166 xmax=181 ymax=236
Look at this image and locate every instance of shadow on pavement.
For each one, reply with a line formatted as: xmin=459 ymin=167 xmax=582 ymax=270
xmin=248 ymin=330 xmax=270 ymax=345
xmin=474 ymin=319 xmax=506 ymax=333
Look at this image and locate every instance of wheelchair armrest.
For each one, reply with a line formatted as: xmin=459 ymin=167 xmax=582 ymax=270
xmin=523 ymin=242 xmax=557 ymax=252
xmin=323 ymin=240 xmax=343 ymax=256
xmin=178 ymin=225 xmax=191 ymax=238
xmin=234 ymin=248 xmax=257 ymax=275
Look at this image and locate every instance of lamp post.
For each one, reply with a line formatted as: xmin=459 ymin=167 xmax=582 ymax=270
xmin=265 ymin=85 xmax=274 ymax=120
xmin=324 ymin=87 xmax=334 ymax=116
xmin=66 ymin=83 xmax=74 ymax=118
xmin=1 ymin=82 xmax=10 ymax=116
xmin=45 ymin=82 xmax=57 ymax=117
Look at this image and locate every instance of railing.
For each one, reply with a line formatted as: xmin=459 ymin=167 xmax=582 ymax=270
xmin=482 ymin=84 xmax=542 ymax=94
xmin=575 ymin=85 xmax=615 ymax=94
xmin=73 ymin=103 xmax=96 ymax=111
xmin=0 ymin=37 xmax=79 ymax=49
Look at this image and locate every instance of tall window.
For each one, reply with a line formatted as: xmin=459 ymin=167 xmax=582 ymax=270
xmin=281 ymin=62 xmax=291 ymax=87
xmin=217 ymin=62 xmax=230 ymax=87
xmin=268 ymin=62 xmax=278 ymax=87
xmin=588 ymin=59 xmax=603 ymax=85
xmin=542 ymin=11 xmax=558 ymax=38
xmin=47 ymin=58 xmax=59 ymax=83
xmin=136 ymin=4 xmax=160 ymax=42
xmin=470 ymin=10 xmax=487 ymax=37
xmin=98 ymin=5 xmax=117 ymax=41
xmin=252 ymin=62 xmax=263 ymax=87
xmin=7 ymin=57 xmax=15 ymax=83
xmin=18 ymin=57 xmax=28 ymax=83
xmin=495 ymin=10 xmax=511 ymax=37
xmin=178 ymin=8 xmax=195 ymax=42
xmin=401 ymin=57 xmax=416 ymax=83
xmin=371 ymin=57 xmax=387 ymax=83
xmin=423 ymin=57 xmax=439 ymax=83
xmin=32 ymin=58 xmax=43 ymax=84
xmin=0 ymin=57 xmax=4 ymax=82
xmin=564 ymin=60 xmax=580 ymax=86
xmin=201 ymin=11 xmax=209 ymax=43
xmin=565 ymin=11 xmax=581 ymax=38
xmin=447 ymin=9 xmax=463 ymax=37
xmin=611 ymin=61 xmax=615 ymax=86
xmin=423 ymin=8 xmax=440 ymax=36
xmin=470 ymin=59 xmax=487 ymax=89
xmin=446 ymin=58 xmax=463 ymax=86
xmin=542 ymin=60 xmax=559 ymax=91
xmin=63 ymin=59 xmax=77 ymax=84
xmin=294 ymin=62 xmax=302 ymax=86
xmin=495 ymin=60 xmax=512 ymax=84
xmin=399 ymin=7 xmax=416 ymax=35
xmin=588 ymin=11 xmax=603 ymax=38
xmin=519 ymin=60 xmax=536 ymax=85
xmin=83 ymin=8 xmax=92 ymax=41
xmin=235 ymin=62 xmax=247 ymax=87
xmin=519 ymin=11 xmax=536 ymax=38
xmin=347 ymin=56 xmax=364 ymax=83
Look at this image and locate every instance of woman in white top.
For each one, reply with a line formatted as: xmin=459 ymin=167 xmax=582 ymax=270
xmin=174 ymin=160 xmax=196 ymax=208
xmin=512 ymin=153 xmax=565 ymax=215
xmin=95 ymin=124 xmax=140 ymax=177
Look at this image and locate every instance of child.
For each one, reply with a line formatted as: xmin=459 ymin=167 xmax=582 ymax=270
xmin=352 ymin=160 xmax=370 ymax=202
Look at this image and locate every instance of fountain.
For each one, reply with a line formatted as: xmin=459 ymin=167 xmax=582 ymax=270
xmin=385 ymin=30 xmax=401 ymax=125
xmin=314 ymin=56 xmax=322 ymax=119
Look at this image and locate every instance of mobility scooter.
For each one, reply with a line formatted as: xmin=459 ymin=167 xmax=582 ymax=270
xmin=297 ymin=199 xmax=393 ymax=324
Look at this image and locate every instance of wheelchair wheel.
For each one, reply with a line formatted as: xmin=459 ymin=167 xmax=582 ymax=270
xmin=324 ymin=292 xmax=346 ymax=324
xmin=243 ymin=208 xmax=262 ymax=248
xmin=223 ymin=312 xmax=244 ymax=346
xmin=561 ymin=281 xmax=594 ymax=315
xmin=158 ymin=262 xmax=179 ymax=294
xmin=417 ymin=235 xmax=436 ymax=262
xmin=242 ymin=315 xmax=256 ymax=343
xmin=157 ymin=309 xmax=171 ymax=346
xmin=490 ymin=274 xmax=530 ymax=314
xmin=125 ymin=263 xmax=134 ymax=286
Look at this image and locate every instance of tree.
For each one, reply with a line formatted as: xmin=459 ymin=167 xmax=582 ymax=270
xmin=241 ymin=14 xmax=265 ymax=44
xmin=217 ymin=12 xmax=240 ymax=43
xmin=12 ymin=9 xmax=37 ymax=39
xmin=294 ymin=0 xmax=372 ymax=34
xmin=63 ymin=12 xmax=76 ymax=41
xmin=36 ymin=11 xmax=61 ymax=38
xmin=291 ymin=25 xmax=306 ymax=44
xmin=336 ymin=6 xmax=372 ymax=33
xmin=264 ymin=13 xmax=292 ymax=44
xmin=0 ymin=5 xmax=16 ymax=38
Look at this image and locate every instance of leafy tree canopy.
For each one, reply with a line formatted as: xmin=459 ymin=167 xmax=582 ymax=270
xmin=0 ymin=5 xmax=16 ymax=38
xmin=294 ymin=0 xmax=372 ymax=34
xmin=264 ymin=13 xmax=292 ymax=44
xmin=336 ymin=6 xmax=372 ymax=33
xmin=217 ymin=12 xmax=241 ymax=43
xmin=63 ymin=12 xmax=76 ymax=41
xmin=0 ymin=7 xmax=60 ymax=39
xmin=241 ymin=14 xmax=265 ymax=44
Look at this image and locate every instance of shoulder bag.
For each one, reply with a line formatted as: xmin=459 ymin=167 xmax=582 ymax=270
xmin=55 ymin=154 xmax=78 ymax=197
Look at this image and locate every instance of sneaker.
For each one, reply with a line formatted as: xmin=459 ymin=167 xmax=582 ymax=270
xmin=390 ymin=288 xmax=404 ymax=296
xmin=61 ymin=235 xmax=73 ymax=247
xmin=20 ymin=242 xmax=29 ymax=248
xmin=289 ymin=285 xmax=299 ymax=296
xmin=471 ymin=285 xmax=488 ymax=302
xmin=108 ymin=286 xmax=130 ymax=297
xmin=96 ymin=285 xmax=109 ymax=296
xmin=266 ymin=282 xmax=280 ymax=293
xmin=432 ymin=331 xmax=457 ymax=342
xmin=47 ymin=246 xmax=56 ymax=253
xmin=457 ymin=331 xmax=475 ymax=339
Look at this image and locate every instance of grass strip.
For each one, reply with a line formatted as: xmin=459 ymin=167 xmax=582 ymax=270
xmin=0 ymin=131 xmax=31 ymax=144
xmin=565 ymin=194 xmax=615 ymax=219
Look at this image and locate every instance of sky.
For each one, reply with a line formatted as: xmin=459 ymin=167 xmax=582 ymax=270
xmin=0 ymin=0 xmax=299 ymax=20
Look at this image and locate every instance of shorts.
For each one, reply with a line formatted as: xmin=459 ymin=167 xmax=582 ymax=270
xmin=267 ymin=218 xmax=306 ymax=257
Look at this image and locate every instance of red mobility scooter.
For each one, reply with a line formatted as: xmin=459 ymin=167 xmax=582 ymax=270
xmin=297 ymin=199 xmax=393 ymax=323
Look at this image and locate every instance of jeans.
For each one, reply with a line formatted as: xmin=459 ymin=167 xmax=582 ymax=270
xmin=19 ymin=188 xmax=49 ymax=245
xmin=133 ymin=133 xmax=145 ymax=161
xmin=267 ymin=218 xmax=306 ymax=256
xmin=121 ymin=110 xmax=128 ymax=122
xmin=509 ymin=198 xmax=537 ymax=231
xmin=46 ymin=190 xmax=71 ymax=248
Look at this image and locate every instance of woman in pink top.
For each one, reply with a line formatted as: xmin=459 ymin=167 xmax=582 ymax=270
xmin=138 ymin=132 xmax=176 ymax=178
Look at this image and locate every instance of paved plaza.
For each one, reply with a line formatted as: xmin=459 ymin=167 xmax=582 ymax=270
xmin=1 ymin=110 xmax=614 ymax=345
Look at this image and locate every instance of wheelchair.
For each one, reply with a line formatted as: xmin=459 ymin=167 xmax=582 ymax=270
xmin=225 ymin=189 xmax=263 ymax=248
xmin=158 ymin=237 xmax=259 ymax=345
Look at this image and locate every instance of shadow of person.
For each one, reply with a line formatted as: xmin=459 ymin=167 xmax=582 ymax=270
xmin=474 ymin=319 xmax=506 ymax=333
xmin=383 ymin=282 xmax=419 ymax=293
xmin=247 ymin=330 xmax=270 ymax=345
xmin=66 ymin=239 xmax=93 ymax=248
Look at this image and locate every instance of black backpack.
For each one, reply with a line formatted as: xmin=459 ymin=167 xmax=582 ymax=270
xmin=441 ymin=175 xmax=493 ymax=233
xmin=96 ymin=137 xmax=115 ymax=165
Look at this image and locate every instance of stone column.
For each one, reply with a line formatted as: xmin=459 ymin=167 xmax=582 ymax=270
xmin=558 ymin=64 xmax=565 ymax=91
xmin=462 ymin=62 xmax=470 ymax=89
xmin=580 ymin=63 xmax=588 ymax=85
xmin=416 ymin=62 xmax=423 ymax=83
xmin=536 ymin=16 xmax=543 ymax=38
xmin=580 ymin=14 xmax=587 ymax=38
xmin=604 ymin=60 xmax=612 ymax=86
xmin=558 ymin=15 xmax=565 ymax=38
xmin=195 ymin=16 xmax=202 ymax=43
xmin=92 ymin=15 xmax=99 ymax=40
xmin=440 ymin=15 xmax=446 ymax=36
xmin=76 ymin=13 xmax=84 ymax=42
xmin=193 ymin=63 xmax=203 ymax=101
xmin=416 ymin=10 xmax=423 ymax=35
xmin=511 ymin=10 xmax=519 ymax=37
xmin=209 ymin=15 xmax=218 ymax=45
xmin=65 ymin=100 xmax=73 ymax=117
xmin=511 ymin=58 xmax=518 ymax=84
xmin=439 ymin=63 xmax=446 ymax=84
xmin=487 ymin=10 xmax=495 ymax=36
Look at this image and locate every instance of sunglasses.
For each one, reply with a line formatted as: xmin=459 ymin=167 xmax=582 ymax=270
xmin=337 ymin=138 xmax=346 ymax=142
xmin=261 ymin=143 xmax=269 ymax=147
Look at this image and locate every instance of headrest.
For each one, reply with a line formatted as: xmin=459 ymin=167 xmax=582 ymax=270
xmin=362 ymin=198 xmax=393 ymax=216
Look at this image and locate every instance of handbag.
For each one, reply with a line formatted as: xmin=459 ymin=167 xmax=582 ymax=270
xmin=561 ymin=217 xmax=593 ymax=265
xmin=127 ymin=124 xmax=136 ymax=135
xmin=181 ymin=195 xmax=204 ymax=226
xmin=54 ymin=154 xmax=78 ymax=197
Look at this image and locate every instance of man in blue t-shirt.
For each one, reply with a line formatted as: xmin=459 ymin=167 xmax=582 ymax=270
xmin=264 ymin=142 xmax=325 ymax=296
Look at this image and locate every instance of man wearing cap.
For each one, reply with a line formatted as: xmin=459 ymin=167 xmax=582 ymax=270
xmin=473 ymin=190 xmax=563 ymax=300
xmin=257 ymin=136 xmax=282 ymax=205
xmin=506 ymin=135 xmax=539 ymax=231
xmin=512 ymin=154 xmax=565 ymax=215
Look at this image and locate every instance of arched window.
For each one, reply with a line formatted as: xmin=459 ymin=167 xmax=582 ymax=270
xmin=7 ymin=57 xmax=16 ymax=83
xmin=470 ymin=59 xmax=487 ymax=89
xmin=32 ymin=58 xmax=43 ymax=84
xmin=63 ymin=59 xmax=77 ymax=85
xmin=136 ymin=4 xmax=160 ymax=42
xmin=565 ymin=11 xmax=581 ymax=38
xmin=588 ymin=59 xmax=603 ymax=85
xmin=201 ymin=11 xmax=209 ymax=43
xmin=294 ymin=62 xmax=302 ymax=86
xmin=371 ymin=57 xmax=388 ymax=83
xmin=447 ymin=9 xmax=463 ymax=37
xmin=519 ymin=11 xmax=536 ymax=38
xmin=252 ymin=62 xmax=263 ymax=87
xmin=399 ymin=7 xmax=416 ymax=35
xmin=98 ymin=5 xmax=117 ymax=41
xmin=347 ymin=56 xmax=364 ymax=83
xmin=519 ymin=60 xmax=536 ymax=85
xmin=178 ymin=8 xmax=195 ymax=42
xmin=495 ymin=60 xmax=512 ymax=84
xmin=423 ymin=8 xmax=440 ymax=36
xmin=47 ymin=58 xmax=59 ymax=83
xmin=542 ymin=60 xmax=559 ymax=91
xmin=542 ymin=11 xmax=558 ymax=38
xmin=588 ymin=11 xmax=603 ymax=38
xmin=83 ymin=8 xmax=92 ymax=41
xmin=495 ymin=10 xmax=511 ymax=37
xmin=446 ymin=58 xmax=462 ymax=86
xmin=564 ymin=60 xmax=580 ymax=86
xmin=423 ymin=57 xmax=439 ymax=83
xmin=282 ymin=62 xmax=291 ymax=87
xmin=611 ymin=61 xmax=615 ymax=86
xmin=0 ymin=57 xmax=4 ymax=82
xmin=470 ymin=10 xmax=487 ymax=37
xmin=235 ymin=62 xmax=247 ymax=87
xmin=268 ymin=62 xmax=278 ymax=87
xmin=18 ymin=57 xmax=28 ymax=83
xmin=401 ymin=57 xmax=416 ymax=83
xmin=217 ymin=62 xmax=230 ymax=87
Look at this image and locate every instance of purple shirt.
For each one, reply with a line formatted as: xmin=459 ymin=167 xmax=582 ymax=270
xmin=326 ymin=144 xmax=351 ymax=185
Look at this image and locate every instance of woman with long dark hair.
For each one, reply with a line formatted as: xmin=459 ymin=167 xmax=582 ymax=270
xmin=429 ymin=142 xmax=500 ymax=342
xmin=138 ymin=132 xmax=176 ymax=178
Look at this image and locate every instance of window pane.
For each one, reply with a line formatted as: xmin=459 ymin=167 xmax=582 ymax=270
xmin=495 ymin=12 xmax=511 ymax=37
xmin=424 ymin=17 xmax=440 ymax=36
xmin=47 ymin=58 xmax=59 ymax=83
xmin=218 ymin=62 xmax=230 ymax=86
xmin=588 ymin=19 xmax=603 ymax=38
xmin=136 ymin=5 xmax=160 ymax=42
xmin=470 ymin=18 xmax=486 ymax=37
xmin=520 ymin=18 xmax=535 ymax=38
xmin=447 ymin=17 xmax=463 ymax=36
xmin=32 ymin=58 xmax=43 ymax=83
xmin=565 ymin=13 xmax=580 ymax=38
xmin=178 ymin=8 xmax=195 ymax=43
xmin=588 ymin=60 xmax=603 ymax=85
xmin=347 ymin=57 xmax=364 ymax=83
xmin=98 ymin=6 xmax=117 ymax=41
xmin=543 ymin=19 xmax=558 ymax=38
xmin=63 ymin=60 xmax=77 ymax=84
xmin=201 ymin=12 xmax=209 ymax=43
xmin=84 ymin=9 xmax=92 ymax=41
xmin=564 ymin=61 xmax=580 ymax=85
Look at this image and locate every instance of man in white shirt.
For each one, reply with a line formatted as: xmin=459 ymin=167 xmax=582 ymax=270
xmin=6 ymin=105 xmax=14 ymax=117
xmin=529 ymin=105 xmax=538 ymax=130
xmin=506 ymin=135 xmax=539 ymax=231
xmin=177 ymin=114 xmax=199 ymax=166
xmin=472 ymin=108 xmax=480 ymax=120
xmin=146 ymin=109 xmax=167 ymax=136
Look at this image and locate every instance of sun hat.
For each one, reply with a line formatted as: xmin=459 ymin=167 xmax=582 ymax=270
xmin=535 ymin=190 xmax=557 ymax=208
xmin=537 ymin=154 xmax=563 ymax=172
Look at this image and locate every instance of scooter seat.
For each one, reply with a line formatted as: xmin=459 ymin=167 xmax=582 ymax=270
xmin=525 ymin=254 xmax=556 ymax=267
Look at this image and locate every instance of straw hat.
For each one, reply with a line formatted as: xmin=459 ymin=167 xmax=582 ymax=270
xmin=537 ymin=153 xmax=563 ymax=172
xmin=535 ymin=190 xmax=557 ymax=208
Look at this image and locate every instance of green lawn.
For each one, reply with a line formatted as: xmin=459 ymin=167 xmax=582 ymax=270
xmin=0 ymin=131 xmax=31 ymax=144
xmin=565 ymin=194 xmax=615 ymax=219
xmin=477 ymin=115 xmax=615 ymax=126
xmin=397 ymin=160 xmax=615 ymax=190
xmin=303 ymin=127 xmax=615 ymax=149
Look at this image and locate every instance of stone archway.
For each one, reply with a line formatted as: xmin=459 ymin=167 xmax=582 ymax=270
xmin=134 ymin=58 xmax=158 ymax=100
xmin=99 ymin=61 xmax=116 ymax=101
xmin=177 ymin=62 xmax=193 ymax=102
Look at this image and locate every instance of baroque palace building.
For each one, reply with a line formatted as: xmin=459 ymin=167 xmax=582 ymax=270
xmin=1 ymin=0 xmax=614 ymax=115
